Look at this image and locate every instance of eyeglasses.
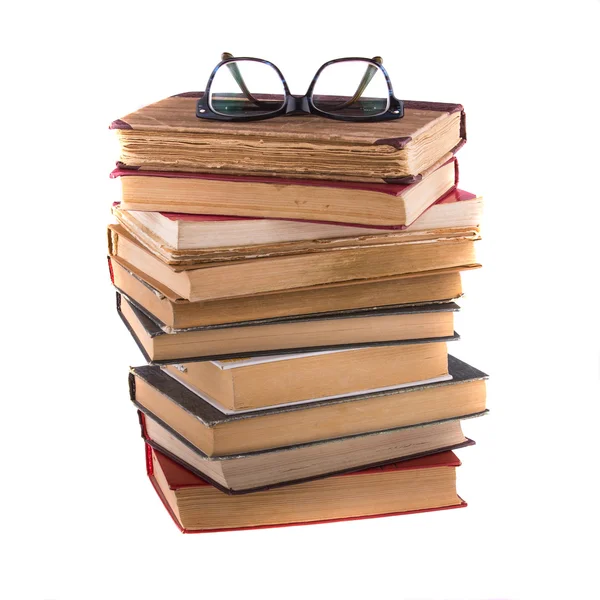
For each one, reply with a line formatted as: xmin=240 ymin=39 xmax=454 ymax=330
xmin=195 ymin=53 xmax=404 ymax=122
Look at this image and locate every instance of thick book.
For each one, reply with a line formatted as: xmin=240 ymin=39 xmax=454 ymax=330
xmin=129 ymin=354 xmax=488 ymax=456
xmin=146 ymin=444 xmax=467 ymax=533
xmin=139 ymin=409 xmax=478 ymax=493
xmin=111 ymin=187 xmax=481 ymax=251
xmin=109 ymin=256 xmax=472 ymax=329
xmin=107 ymin=223 xmax=480 ymax=302
xmin=116 ymin=291 xmax=459 ymax=364
xmin=111 ymin=192 xmax=480 ymax=267
xmin=110 ymin=94 xmax=466 ymax=184
xmin=110 ymin=158 xmax=459 ymax=227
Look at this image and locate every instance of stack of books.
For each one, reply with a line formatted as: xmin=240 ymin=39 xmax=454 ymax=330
xmin=108 ymin=93 xmax=487 ymax=533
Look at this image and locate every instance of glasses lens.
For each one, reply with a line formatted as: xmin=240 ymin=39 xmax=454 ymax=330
xmin=311 ymin=60 xmax=390 ymax=117
xmin=209 ymin=60 xmax=286 ymax=117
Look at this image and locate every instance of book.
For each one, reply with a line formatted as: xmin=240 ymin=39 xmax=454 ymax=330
xmin=139 ymin=409 xmax=478 ymax=493
xmin=146 ymin=444 xmax=467 ymax=532
xmin=159 ymin=341 xmax=450 ymax=411
xmin=108 ymin=223 xmax=480 ymax=302
xmin=109 ymin=257 xmax=472 ymax=329
xmin=112 ymin=187 xmax=481 ymax=252
xmin=110 ymin=95 xmax=466 ymax=184
xmin=111 ymin=193 xmax=480 ymax=267
xmin=111 ymin=218 xmax=479 ymax=268
xmin=110 ymin=159 xmax=458 ymax=226
xmin=129 ymin=355 xmax=487 ymax=456
xmin=117 ymin=292 xmax=459 ymax=363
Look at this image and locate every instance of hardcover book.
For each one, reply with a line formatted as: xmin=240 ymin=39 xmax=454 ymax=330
xmin=107 ymin=223 xmax=480 ymax=302
xmin=110 ymin=158 xmax=459 ymax=226
xmin=146 ymin=444 xmax=467 ymax=532
xmin=110 ymin=94 xmax=466 ymax=184
xmin=129 ymin=355 xmax=488 ymax=456
xmin=111 ymin=191 xmax=480 ymax=266
xmin=116 ymin=291 xmax=459 ymax=363
xmin=111 ymin=187 xmax=481 ymax=252
xmin=109 ymin=257 xmax=471 ymax=329
xmin=139 ymin=410 xmax=478 ymax=493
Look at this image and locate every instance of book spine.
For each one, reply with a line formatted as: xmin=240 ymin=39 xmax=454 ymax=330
xmin=145 ymin=441 xmax=154 ymax=477
xmin=107 ymin=257 xmax=114 ymax=285
xmin=138 ymin=410 xmax=149 ymax=441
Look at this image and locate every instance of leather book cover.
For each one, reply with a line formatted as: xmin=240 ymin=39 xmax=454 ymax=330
xmin=110 ymin=94 xmax=466 ymax=184
xmin=145 ymin=443 xmax=467 ymax=533
xmin=136 ymin=409 xmax=479 ymax=494
xmin=129 ymin=354 xmax=488 ymax=429
xmin=116 ymin=291 xmax=461 ymax=363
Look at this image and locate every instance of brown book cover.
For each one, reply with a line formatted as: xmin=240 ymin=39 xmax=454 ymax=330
xmin=110 ymin=94 xmax=466 ymax=183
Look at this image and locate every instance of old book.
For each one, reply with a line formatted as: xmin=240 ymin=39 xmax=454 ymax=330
xmin=107 ymin=224 xmax=479 ymax=302
xmin=117 ymin=291 xmax=458 ymax=363
xmin=159 ymin=341 xmax=450 ymax=410
xmin=147 ymin=445 xmax=467 ymax=532
xmin=110 ymin=220 xmax=479 ymax=268
xmin=111 ymin=195 xmax=480 ymax=267
xmin=110 ymin=95 xmax=466 ymax=184
xmin=109 ymin=257 xmax=470 ymax=329
xmin=112 ymin=187 xmax=481 ymax=252
xmin=139 ymin=409 xmax=477 ymax=493
xmin=110 ymin=159 xmax=458 ymax=226
xmin=129 ymin=355 xmax=488 ymax=456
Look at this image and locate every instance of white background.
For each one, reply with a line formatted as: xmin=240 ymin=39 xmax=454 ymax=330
xmin=2 ymin=1 xmax=600 ymax=599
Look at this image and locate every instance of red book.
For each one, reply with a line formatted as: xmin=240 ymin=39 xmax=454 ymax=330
xmin=110 ymin=158 xmax=459 ymax=227
xmin=146 ymin=444 xmax=466 ymax=533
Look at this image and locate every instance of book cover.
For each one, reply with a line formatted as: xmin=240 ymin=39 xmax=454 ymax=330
xmin=110 ymin=95 xmax=466 ymax=183
xmin=107 ymin=223 xmax=480 ymax=302
xmin=109 ymin=255 xmax=473 ymax=330
xmin=111 ymin=183 xmax=474 ymax=233
xmin=111 ymin=158 xmax=461 ymax=228
xmin=146 ymin=444 xmax=467 ymax=533
xmin=110 ymin=159 xmax=460 ymax=230
xmin=116 ymin=291 xmax=461 ymax=363
xmin=129 ymin=354 xmax=488 ymax=430
xmin=137 ymin=409 xmax=479 ymax=494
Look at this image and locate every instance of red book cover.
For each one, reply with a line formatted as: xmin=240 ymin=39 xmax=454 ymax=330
xmin=145 ymin=444 xmax=467 ymax=534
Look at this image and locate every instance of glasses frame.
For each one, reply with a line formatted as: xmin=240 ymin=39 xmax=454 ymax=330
xmin=196 ymin=55 xmax=404 ymax=122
